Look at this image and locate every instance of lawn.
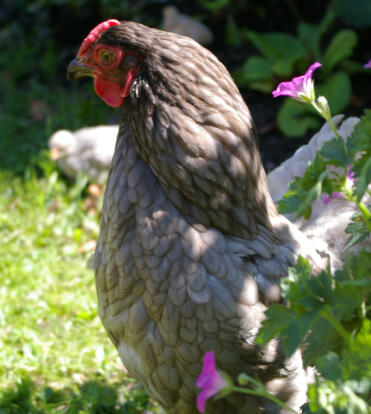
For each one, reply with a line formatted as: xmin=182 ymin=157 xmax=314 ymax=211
xmin=0 ymin=167 xmax=162 ymax=413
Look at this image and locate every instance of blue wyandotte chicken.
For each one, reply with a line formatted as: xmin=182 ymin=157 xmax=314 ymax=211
xmin=67 ymin=19 xmax=330 ymax=413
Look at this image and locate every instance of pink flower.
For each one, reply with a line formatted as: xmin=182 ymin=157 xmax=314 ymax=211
xmin=272 ymin=62 xmax=322 ymax=102
xmin=322 ymin=194 xmax=331 ymax=205
xmin=346 ymin=165 xmax=355 ymax=187
xmin=322 ymin=192 xmax=346 ymax=205
xmin=364 ymin=59 xmax=371 ymax=69
xmin=196 ymin=351 xmax=228 ymax=412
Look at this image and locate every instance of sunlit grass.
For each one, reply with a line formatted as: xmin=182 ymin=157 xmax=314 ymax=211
xmin=0 ymin=167 xmax=161 ymax=413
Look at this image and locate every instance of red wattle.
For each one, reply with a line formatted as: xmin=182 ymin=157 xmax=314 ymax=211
xmin=94 ymin=77 xmax=124 ymax=108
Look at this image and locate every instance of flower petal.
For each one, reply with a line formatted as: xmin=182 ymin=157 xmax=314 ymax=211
xmin=322 ymin=194 xmax=331 ymax=205
xmin=364 ymin=59 xmax=371 ymax=69
xmin=305 ymin=62 xmax=322 ymax=77
xmin=272 ymin=80 xmax=300 ymax=98
xmin=197 ymin=390 xmax=208 ymax=413
xmin=196 ymin=351 xmax=228 ymax=412
xmin=196 ymin=352 xmax=216 ymax=387
xmin=272 ymin=62 xmax=321 ymax=102
xmin=332 ymin=192 xmax=346 ymax=200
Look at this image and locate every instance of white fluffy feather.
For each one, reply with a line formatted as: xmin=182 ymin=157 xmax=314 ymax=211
xmin=268 ymin=115 xmax=370 ymax=268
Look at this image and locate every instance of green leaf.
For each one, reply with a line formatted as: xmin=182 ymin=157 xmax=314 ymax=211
xmin=303 ymin=318 xmax=340 ymax=365
xmin=225 ymin=17 xmax=242 ymax=46
xmin=276 ymin=191 xmax=302 ymax=214
xmin=232 ymin=57 xmax=275 ymax=91
xmin=298 ymin=22 xmax=321 ymax=57
xmin=271 ymin=60 xmax=294 ymax=77
xmin=247 ymin=80 xmax=275 ymax=93
xmin=199 ymin=0 xmax=229 ymax=12
xmin=258 ymin=249 xmax=371 ymax=371
xmin=329 ymin=252 xmax=370 ymax=320
xmin=297 ymin=10 xmax=335 ymax=58
xmin=284 ymin=170 xmax=329 ymax=219
xmin=320 ymin=136 xmax=351 ymax=167
xmin=318 ymin=8 xmax=337 ymax=34
xmin=317 ymin=72 xmax=351 ymax=114
xmin=240 ymin=56 xmax=274 ymax=82
xmin=316 ymin=351 xmax=343 ymax=380
xmin=295 ymin=180 xmax=323 ymax=218
xmin=255 ymin=304 xmax=296 ymax=345
xmin=349 ymin=249 xmax=371 ymax=283
xmin=284 ymin=261 xmax=336 ymax=311
xmin=323 ymin=29 xmax=358 ymax=73
xmin=245 ymin=31 xmax=306 ymax=75
xmin=281 ymin=256 xmax=312 ymax=303
xmin=345 ymin=216 xmax=370 ymax=249
xmin=335 ymin=250 xmax=371 ymax=295
xmin=255 ymin=304 xmax=321 ymax=357
xmin=283 ymin=311 xmax=322 ymax=357
xmin=277 ymin=153 xmax=328 ymax=217
xmin=355 ymin=157 xmax=371 ymax=201
xmin=342 ymin=319 xmax=371 ymax=380
xmin=277 ymin=99 xmax=320 ymax=137
xmin=307 ymin=378 xmax=370 ymax=414
xmin=348 ymin=109 xmax=371 ymax=154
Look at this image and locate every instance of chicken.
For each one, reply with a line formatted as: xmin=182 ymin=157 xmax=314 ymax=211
xmin=50 ymin=116 xmax=367 ymax=268
xmin=162 ymin=6 xmax=214 ymax=46
xmin=49 ymin=125 xmax=119 ymax=183
xmin=67 ymin=20 xmax=328 ymax=413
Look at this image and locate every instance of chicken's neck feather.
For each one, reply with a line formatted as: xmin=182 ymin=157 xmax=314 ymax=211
xmin=103 ymin=22 xmax=277 ymax=239
xmin=126 ymin=77 xmax=277 ymax=240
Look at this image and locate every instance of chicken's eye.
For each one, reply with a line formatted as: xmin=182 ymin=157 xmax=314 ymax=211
xmin=98 ymin=49 xmax=115 ymax=65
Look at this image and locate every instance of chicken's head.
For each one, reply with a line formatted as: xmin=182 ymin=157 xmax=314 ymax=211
xmin=67 ymin=19 xmax=142 ymax=108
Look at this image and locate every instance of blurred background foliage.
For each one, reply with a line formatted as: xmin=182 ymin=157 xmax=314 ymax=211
xmin=0 ymin=0 xmax=370 ymax=172
xmin=0 ymin=1 xmax=370 ymax=413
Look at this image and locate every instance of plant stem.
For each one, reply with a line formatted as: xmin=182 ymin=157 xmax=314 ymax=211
xmin=311 ymin=101 xmax=341 ymax=138
xmin=326 ymin=117 xmax=341 ymax=139
xmin=231 ymin=386 xmax=299 ymax=413
xmin=357 ymin=201 xmax=371 ymax=232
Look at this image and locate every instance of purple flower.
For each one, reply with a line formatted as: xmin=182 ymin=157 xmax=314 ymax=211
xmin=272 ymin=62 xmax=322 ymax=102
xmin=322 ymin=192 xmax=346 ymax=205
xmin=196 ymin=351 xmax=228 ymax=412
xmin=364 ymin=59 xmax=371 ymax=69
xmin=322 ymin=194 xmax=331 ymax=205
xmin=346 ymin=165 xmax=355 ymax=187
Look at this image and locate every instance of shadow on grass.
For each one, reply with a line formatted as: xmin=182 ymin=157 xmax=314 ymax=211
xmin=0 ymin=376 xmax=161 ymax=414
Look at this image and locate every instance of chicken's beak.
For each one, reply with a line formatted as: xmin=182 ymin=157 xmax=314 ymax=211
xmin=67 ymin=58 xmax=94 ymax=80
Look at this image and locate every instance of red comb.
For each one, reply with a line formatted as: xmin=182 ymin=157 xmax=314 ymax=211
xmin=78 ymin=19 xmax=121 ymax=57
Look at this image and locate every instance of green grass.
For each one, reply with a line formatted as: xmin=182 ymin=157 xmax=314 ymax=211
xmin=0 ymin=167 xmax=162 ymax=413
xmin=0 ymin=30 xmax=162 ymax=414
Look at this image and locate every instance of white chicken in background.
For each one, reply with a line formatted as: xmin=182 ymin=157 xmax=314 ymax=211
xmin=49 ymin=125 xmax=118 ymax=184
xmin=162 ymin=6 xmax=214 ymax=45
